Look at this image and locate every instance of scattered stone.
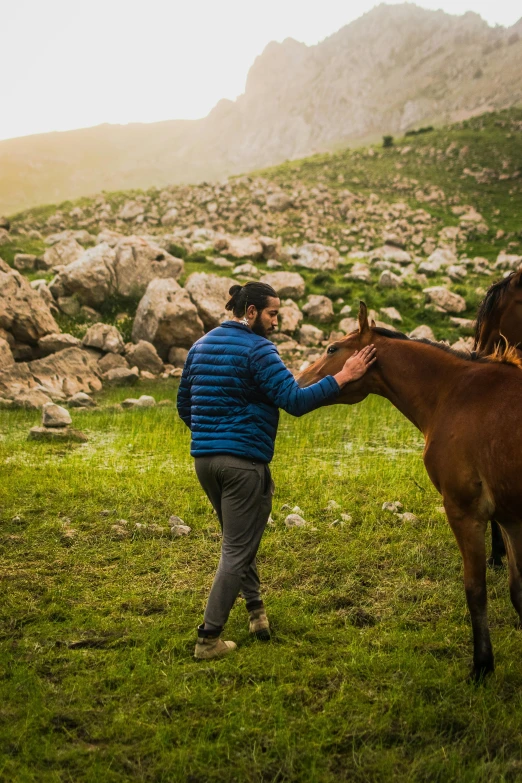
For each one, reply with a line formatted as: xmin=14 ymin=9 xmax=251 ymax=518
xmin=378 ymin=270 xmax=401 ymax=288
xmin=278 ymin=299 xmax=303 ymax=334
xmin=338 ymin=317 xmax=359 ymax=334
xmin=260 ymin=271 xmax=305 ymax=300
xmin=0 ymin=337 xmax=15 ymax=370
xmin=450 ymin=317 xmax=475 ymax=332
xmin=28 ymin=426 xmax=88 ymax=443
xmin=132 ymin=278 xmax=204 ymax=355
xmin=212 ymin=257 xmax=234 ymax=268
xmin=125 ymin=340 xmax=164 ymax=375
xmin=409 ymin=325 xmax=435 ymax=341
xmin=423 ymin=287 xmax=466 ymax=314
xmin=302 ymin=295 xmax=334 ymax=323
xmin=102 ymin=367 xmax=140 ymax=385
xmin=57 ymin=296 xmax=81 ymax=317
xmin=397 ymin=512 xmax=419 ymax=523
xmin=298 ymin=324 xmax=324 ymax=346
xmin=285 ymin=513 xmax=307 ymax=528
xmin=291 ymin=243 xmax=339 ymax=271
xmin=43 ymin=238 xmax=84 ymax=269
xmin=111 ymin=524 xmax=130 ymax=539
xmin=184 ymin=272 xmax=236 ymax=329
xmin=382 ymin=501 xmax=403 ymax=513
xmin=121 ymin=395 xmax=156 ymax=409
xmin=326 ymin=500 xmax=341 ymax=511
xmin=0 ymin=260 xmax=59 ymax=344
xmin=82 ymin=323 xmax=124 ymax=354
xmin=266 ymin=192 xmax=293 ymax=212
xmin=233 ymin=262 xmax=261 ymax=279
xmin=38 ymin=333 xmax=81 ymax=355
xmin=380 ymin=307 xmax=402 ymax=323
xmin=68 ymin=391 xmax=96 ymax=408
xmin=98 ymin=353 xmax=128 ymax=373
xmin=14 ymin=253 xmax=37 ymax=272
xmin=168 ymin=346 xmax=189 ymax=368
xmin=42 ymin=402 xmax=72 ymax=428
xmin=169 ymin=516 xmax=191 ymax=536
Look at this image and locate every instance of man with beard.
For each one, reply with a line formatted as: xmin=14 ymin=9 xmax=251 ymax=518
xmin=177 ymin=282 xmax=376 ymax=659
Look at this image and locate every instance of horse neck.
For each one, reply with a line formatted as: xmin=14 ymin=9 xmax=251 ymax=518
xmin=369 ymin=337 xmax=465 ymax=433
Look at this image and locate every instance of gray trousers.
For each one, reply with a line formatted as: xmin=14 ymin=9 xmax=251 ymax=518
xmin=195 ymin=454 xmax=274 ymax=630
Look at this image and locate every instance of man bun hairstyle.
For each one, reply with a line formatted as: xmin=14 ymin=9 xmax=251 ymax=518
xmin=225 ymin=282 xmax=278 ymax=318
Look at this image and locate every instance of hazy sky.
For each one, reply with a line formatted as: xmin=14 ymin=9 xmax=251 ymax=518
xmin=2 ymin=0 xmax=520 ymax=141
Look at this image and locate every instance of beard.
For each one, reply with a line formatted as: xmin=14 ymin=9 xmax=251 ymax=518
xmin=251 ymin=314 xmax=274 ymax=338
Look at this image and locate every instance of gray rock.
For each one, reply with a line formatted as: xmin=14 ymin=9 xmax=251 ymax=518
xmin=102 ymin=366 xmax=140 ymax=385
xmin=409 ymin=325 xmax=435 ymax=341
xmin=266 ymin=193 xmax=293 ymax=212
xmin=298 ymin=324 xmax=324 ymax=346
xmin=52 ymin=243 xmax=116 ymax=306
xmin=171 ymin=524 xmax=192 ymax=537
xmin=43 ymin=238 xmax=84 ymax=270
xmin=168 ymin=346 xmax=189 ymax=368
xmin=0 ymin=337 xmax=14 ymax=369
xmin=118 ymin=200 xmax=144 ymax=221
xmin=42 ymin=402 xmax=72 ymax=428
xmin=344 ymin=263 xmax=371 ymax=283
xmin=113 ymin=236 xmax=184 ymax=297
xmin=382 ymin=501 xmax=403 ymax=513
xmin=291 ymin=243 xmax=339 ymax=271
xmin=338 ymin=317 xmax=359 ymax=334
xmin=184 ymin=272 xmax=236 ymax=330
xmin=278 ymin=299 xmax=303 ymax=334
xmin=380 ymin=307 xmax=402 ymax=323
xmin=0 ymin=261 xmax=59 ymax=344
xmin=125 ymin=340 xmax=164 ymax=375
xmin=39 ymin=333 xmax=81 ymax=355
xmin=132 ymin=278 xmax=204 ymax=355
xmin=98 ymin=352 xmax=128 ymax=373
xmin=121 ymin=394 xmax=156 ymax=409
xmin=260 ymin=271 xmax=305 ymax=300
xmin=212 ymin=257 xmax=235 ymax=268
xmin=29 ymin=347 xmax=102 ymax=397
xmin=285 ymin=513 xmax=307 ymax=528
xmin=28 ymin=426 xmax=88 ymax=443
xmin=14 ymin=254 xmax=37 ymax=272
xmin=213 ymin=234 xmax=264 ymax=260
xmin=378 ymin=270 xmax=401 ymax=288
xmin=302 ymin=295 xmax=334 ymax=323
xmin=57 ymin=296 xmax=81 ymax=317
xmin=82 ymin=323 xmax=124 ymax=354
xmin=12 ymin=388 xmax=53 ymax=409
xmin=161 ymin=208 xmax=178 ymax=226
xmin=423 ymin=287 xmax=466 ymax=314
xmin=68 ymin=392 xmax=96 ymax=408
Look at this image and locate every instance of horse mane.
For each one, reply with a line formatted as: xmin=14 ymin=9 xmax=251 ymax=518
xmin=371 ymin=327 xmax=517 ymax=365
xmin=473 ymin=272 xmax=516 ymax=348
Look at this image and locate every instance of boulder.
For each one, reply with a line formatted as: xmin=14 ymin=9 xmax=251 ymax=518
xmin=380 ymin=307 xmax=402 ymax=323
xmin=339 ymin=317 xmax=359 ymax=334
xmin=28 ymin=426 xmax=88 ymax=443
xmin=46 ymin=229 xmax=94 ymax=247
xmin=118 ymin=200 xmax=144 ymax=221
xmin=39 ymin=333 xmax=81 ymax=355
xmin=96 ymin=229 xmax=123 ymax=247
xmin=233 ymin=262 xmax=261 ymax=279
xmin=259 ymin=236 xmax=281 ymax=260
xmin=68 ymin=392 xmax=96 ymax=408
xmin=52 ymin=243 xmax=116 ymax=306
xmin=260 ymin=272 xmax=305 ymax=300
xmin=57 ymin=296 xmax=81 ymax=317
xmin=29 ymin=347 xmax=102 ymax=397
xmin=344 ymin=263 xmax=371 ymax=283
xmin=0 ymin=361 xmax=35 ymax=399
xmin=291 ymin=243 xmax=339 ymax=271
xmin=132 ymin=278 xmax=204 ymax=356
xmin=184 ymin=272 xmax=236 ymax=330
xmin=112 ymin=236 xmax=184 ymax=297
xmin=168 ymin=346 xmax=189 ymax=368
xmin=302 ymin=295 xmax=334 ymax=323
xmin=0 ymin=337 xmax=14 ymax=369
xmin=12 ymin=388 xmax=53 ymax=409
xmin=495 ymin=252 xmax=522 ymax=270
xmin=42 ymin=238 xmax=84 ymax=270
xmin=213 ymin=234 xmax=264 ymax=260
xmin=42 ymin=402 xmax=72 ymax=428
xmin=423 ymin=287 xmax=466 ymax=314
xmin=0 ymin=229 xmax=12 ymax=246
xmin=161 ymin=208 xmax=178 ymax=226
xmin=121 ymin=395 xmax=156 ymax=409
xmin=31 ymin=280 xmax=55 ymax=308
xmin=14 ymin=254 xmax=37 ymax=272
xmin=102 ymin=366 xmax=140 ymax=385
xmin=409 ymin=325 xmax=435 ymax=341
xmin=82 ymin=323 xmax=124 ymax=354
xmin=374 ymin=245 xmax=411 ymax=264
xmin=278 ymin=299 xmax=303 ymax=334
xmin=266 ymin=193 xmax=293 ymax=212
xmin=0 ymin=263 xmax=59 ymax=344
xmin=125 ymin=340 xmax=164 ymax=375
xmin=98 ymin=353 xmax=128 ymax=373
xmin=298 ymin=324 xmax=324 ymax=346
xmin=427 ymin=247 xmax=458 ymax=270
xmin=378 ymin=270 xmax=401 ymax=288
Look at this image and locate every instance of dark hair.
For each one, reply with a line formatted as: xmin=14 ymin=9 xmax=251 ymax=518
xmin=225 ymin=282 xmax=278 ymax=317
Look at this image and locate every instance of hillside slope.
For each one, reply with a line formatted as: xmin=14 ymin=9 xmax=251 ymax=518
xmin=1 ymin=3 xmax=521 ymax=215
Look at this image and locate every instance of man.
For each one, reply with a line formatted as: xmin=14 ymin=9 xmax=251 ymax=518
xmin=177 ymin=282 xmax=376 ymax=659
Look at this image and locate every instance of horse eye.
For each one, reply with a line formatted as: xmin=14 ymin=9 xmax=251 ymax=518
xmin=327 ymin=345 xmax=338 ymax=355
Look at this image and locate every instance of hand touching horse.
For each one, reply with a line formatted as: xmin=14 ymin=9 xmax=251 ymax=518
xmin=298 ymin=302 xmax=522 ymax=680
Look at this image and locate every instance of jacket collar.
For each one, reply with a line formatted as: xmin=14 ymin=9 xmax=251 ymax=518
xmin=221 ymin=320 xmax=252 ymax=333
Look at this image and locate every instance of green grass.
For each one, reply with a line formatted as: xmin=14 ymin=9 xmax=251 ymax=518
xmin=2 ymin=383 xmax=522 ymax=781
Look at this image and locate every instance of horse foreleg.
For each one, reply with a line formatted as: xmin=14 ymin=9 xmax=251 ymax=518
xmin=501 ymin=525 xmax=522 ymax=627
xmin=488 ymin=519 xmax=506 ymax=568
xmin=445 ymin=507 xmax=494 ymax=680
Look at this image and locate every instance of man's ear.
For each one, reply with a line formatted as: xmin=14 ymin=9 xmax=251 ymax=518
xmin=246 ymin=303 xmax=258 ymax=319
xmin=358 ymin=301 xmax=369 ymax=333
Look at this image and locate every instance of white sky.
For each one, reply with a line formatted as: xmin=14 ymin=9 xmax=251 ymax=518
xmin=2 ymin=0 xmax=520 ymax=141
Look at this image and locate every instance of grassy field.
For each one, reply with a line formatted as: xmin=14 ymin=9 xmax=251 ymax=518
xmin=2 ymin=382 xmax=522 ymax=782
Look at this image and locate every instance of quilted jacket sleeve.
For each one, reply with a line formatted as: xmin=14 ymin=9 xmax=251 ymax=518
xmin=176 ymin=350 xmax=194 ymax=429
xmin=250 ymin=341 xmax=339 ymax=417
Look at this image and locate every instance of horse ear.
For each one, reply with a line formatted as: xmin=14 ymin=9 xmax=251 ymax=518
xmin=370 ymin=318 xmax=376 ymax=327
xmin=358 ymin=301 xmax=369 ymax=333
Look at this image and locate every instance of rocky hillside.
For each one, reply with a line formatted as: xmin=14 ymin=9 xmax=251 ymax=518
xmin=0 ymin=108 xmax=521 ymax=409
xmin=1 ymin=3 xmax=521 ymax=215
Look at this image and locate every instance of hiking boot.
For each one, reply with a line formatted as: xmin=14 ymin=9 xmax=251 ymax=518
xmin=248 ymin=607 xmax=271 ymax=641
xmin=194 ymin=626 xmax=237 ymax=660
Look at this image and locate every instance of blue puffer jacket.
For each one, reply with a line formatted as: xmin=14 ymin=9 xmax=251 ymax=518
xmin=176 ymin=321 xmax=339 ymax=463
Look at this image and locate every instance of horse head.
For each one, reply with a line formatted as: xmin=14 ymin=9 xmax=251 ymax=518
xmin=297 ymin=302 xmax=378 ymax=403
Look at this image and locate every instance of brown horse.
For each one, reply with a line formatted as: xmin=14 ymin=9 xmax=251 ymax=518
xmin=474 ymin=269 xmax=522 ymax=566
xmin=298 ymin=302 xmax=522 ymax=680
xmin=474 ymin=268 xmax=522 ymax=357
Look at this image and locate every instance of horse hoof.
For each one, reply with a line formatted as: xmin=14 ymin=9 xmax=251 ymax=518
xmin=487 ymin=557 xmax=505 ymax=569
xmin=469 ymin=663 xmax=494 ymax=684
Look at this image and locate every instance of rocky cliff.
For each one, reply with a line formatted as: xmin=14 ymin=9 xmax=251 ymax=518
xmin=1 ymin=3 xmax=521 ymax=214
